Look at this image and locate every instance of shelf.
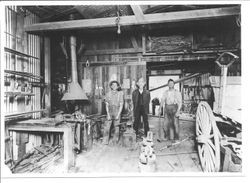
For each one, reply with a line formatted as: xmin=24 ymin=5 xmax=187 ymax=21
xmin=5 ymin=109 xmax=46 ymax=119
xmin=4 ymin=69 xmax=43 ymax=80
xmin=5 ymin=91 xmax=35 ymax=97
xmin=143 ymin=48 xmax=239 ymax=56
xmin=4 ymin=47 xmax=39 ymax=60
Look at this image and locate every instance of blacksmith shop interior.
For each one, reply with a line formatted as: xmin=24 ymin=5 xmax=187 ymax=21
xmin=2 ymin=4 xmax=242 ymax=174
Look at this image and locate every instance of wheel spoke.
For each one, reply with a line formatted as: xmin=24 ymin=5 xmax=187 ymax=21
xmin=196 ymin=119 xmax=202 ymax=135
xmin=200 ymin=106 xmax=205 ymax=130
xmin=207 ymin=145 xmax=215 ymax=172
xmin=196 ymin=102 xmax=221 ymax=172
xmin=207 ymin=139 xmax=216 ymax=151
xmin=198 ymin=145 xmax=206 ymax=169
xmin=196 ymin=112 xmax=203 ymax=130
xmin=197 ymin=107 xmax=204 ymax=131
xmin=204 ymin=145 xmax=211 ymax=172
xmin=204 ymin=109 xmax=211 ymax=134
xmin=197 ymin=118 xmax=203 ymax=134
xmin=207 ymin=142 xmax=216 ymax=168
xmin=197 ymin=126 xmax=202 ymax=135
xmin=209 ymin=134 xmax=214 ymax=139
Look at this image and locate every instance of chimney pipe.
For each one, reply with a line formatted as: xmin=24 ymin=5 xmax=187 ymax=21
xmin=70 ymin=35 xmax=78 ymax=83
xmin=62 ymin=14 xmax=88 ymax=101
xmin=61 ymin=34 xmax=88 ymax=101
xmin=61 ymin=28 xmax=88 ymax=101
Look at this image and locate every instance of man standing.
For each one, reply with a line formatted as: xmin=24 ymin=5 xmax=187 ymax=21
xmin=160 ymin=79 xmax=182 ymax=141
xmin=103 ymin=80 xmax=124 ymax=145
xmin=132 ymin=78 xmax=151 ymax=138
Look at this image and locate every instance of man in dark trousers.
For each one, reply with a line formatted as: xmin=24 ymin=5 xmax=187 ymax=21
xmin=132 ymin=77 xmax=151 ymax=139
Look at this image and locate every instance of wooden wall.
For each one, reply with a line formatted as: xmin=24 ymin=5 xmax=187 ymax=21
xmin=81 ymin=63 xmax=146 ymax=115
xmin=4 ymin=6 xmax=43 ymax=166
xmin=75 ymin=32 xmax=145 ymax=115
xmin=4 ymin=6 xmax=41 ymax=120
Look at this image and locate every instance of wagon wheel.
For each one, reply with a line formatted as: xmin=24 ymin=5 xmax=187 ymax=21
xmin=196 ymin=102 xmax=221 ymax=172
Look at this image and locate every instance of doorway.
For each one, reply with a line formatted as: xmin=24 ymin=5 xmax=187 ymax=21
xmin=148 ymin=75 xmax=180 ymax=114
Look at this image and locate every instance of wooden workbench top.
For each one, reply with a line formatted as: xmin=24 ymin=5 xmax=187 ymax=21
xmin=7 ymin=118 xmax=69 ymax=132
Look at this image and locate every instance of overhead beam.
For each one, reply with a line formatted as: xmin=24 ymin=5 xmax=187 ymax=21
xmin=130 ymin=5 xmax=145 ymax=21
xmin=84 ymin=48 xmax=143 ymax=56
xmin=25 ymin=6 xmax=240 ymax=32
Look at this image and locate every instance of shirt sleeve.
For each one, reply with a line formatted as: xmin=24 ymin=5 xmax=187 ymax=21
xmin=119 ymin=91 xmax=124 ymax=106
xmin=161 ymin=92 xmax=166 ymax=106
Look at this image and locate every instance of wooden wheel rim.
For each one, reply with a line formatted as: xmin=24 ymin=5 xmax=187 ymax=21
xmin=196 ymin=102 xmax=220 ymax=172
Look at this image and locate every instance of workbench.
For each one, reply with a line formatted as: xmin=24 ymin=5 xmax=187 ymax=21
xmin=7 ymin=118 xmax=75 ymax=172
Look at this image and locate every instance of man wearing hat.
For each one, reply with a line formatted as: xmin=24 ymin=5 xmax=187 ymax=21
xmin=132 ymin=77 xmax=151 ymax=139
xmin=103 ymin=80 xmax=124 ymax=145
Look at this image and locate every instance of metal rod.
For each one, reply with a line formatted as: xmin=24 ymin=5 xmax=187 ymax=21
xmin=149 ymin=73 xmax=203 ymax=92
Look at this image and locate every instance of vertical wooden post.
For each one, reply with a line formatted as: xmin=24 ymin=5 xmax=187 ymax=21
xmin=63 ymin=126 xmax=74 ymax=171
xmin=142 ymin=33 xmax=146 ymax=55
xmin=146 ymin=64 xmax=150 ymax=90
xmin=44 ymin=37 xmax=51 ymax=116
xmin=218 ymin=66 xmax=228 ymax=114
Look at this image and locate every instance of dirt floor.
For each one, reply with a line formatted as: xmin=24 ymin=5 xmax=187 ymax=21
xmin=70 ymin=116 xmax=202 ymax=173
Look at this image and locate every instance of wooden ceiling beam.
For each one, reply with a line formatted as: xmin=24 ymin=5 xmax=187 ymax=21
xmin=130 ymin=5 xmax=145 ymax=21
xmin=25 ymin=6 xmax=240 ymax=33
xmin=84 ymin=48 xmax=143 ymax=56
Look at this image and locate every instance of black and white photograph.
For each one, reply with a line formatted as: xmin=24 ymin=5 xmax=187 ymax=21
xmin=0 ymin=1 xmax=248 ymax=181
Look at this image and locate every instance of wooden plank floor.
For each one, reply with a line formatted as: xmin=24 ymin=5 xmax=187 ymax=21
xmin=71 ymin=116 xmax=202 ymax=173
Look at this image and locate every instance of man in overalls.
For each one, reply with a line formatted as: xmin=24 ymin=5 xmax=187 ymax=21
xmin=160 ymin=79 xmax=182 ymax=141
xmin=103 ymin=80 xmax=124 ymax=145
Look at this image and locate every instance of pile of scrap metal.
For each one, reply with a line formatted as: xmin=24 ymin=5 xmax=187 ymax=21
xmin=138 ymin=131 xmax=157 ymax=172
xmin=10 ymin=144 xmax=62 ymax=173
xmin=215 ymin=112 xmax=242 ymax=170
xmin=150 ymin=35 xmax=192 ymax=53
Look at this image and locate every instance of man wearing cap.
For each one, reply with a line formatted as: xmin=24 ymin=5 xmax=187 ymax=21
xmin=159 ymin=79 xmax=182 ymax=141
xmin=103 ymin=80 xmax=124 ymax=145
xmin=132 ymin=77 xmax=151 ymax=139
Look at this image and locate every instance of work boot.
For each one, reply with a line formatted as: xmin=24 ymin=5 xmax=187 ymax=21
xmin=102 ymin=136 xmax=109 ymax=145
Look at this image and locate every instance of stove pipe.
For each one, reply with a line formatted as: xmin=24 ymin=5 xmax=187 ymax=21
xmin=61 ymin=35 xmax=88 ymax=101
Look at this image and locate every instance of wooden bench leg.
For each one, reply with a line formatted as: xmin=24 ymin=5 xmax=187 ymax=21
xmin=63 ymin=127 xmax=75 ymax=172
